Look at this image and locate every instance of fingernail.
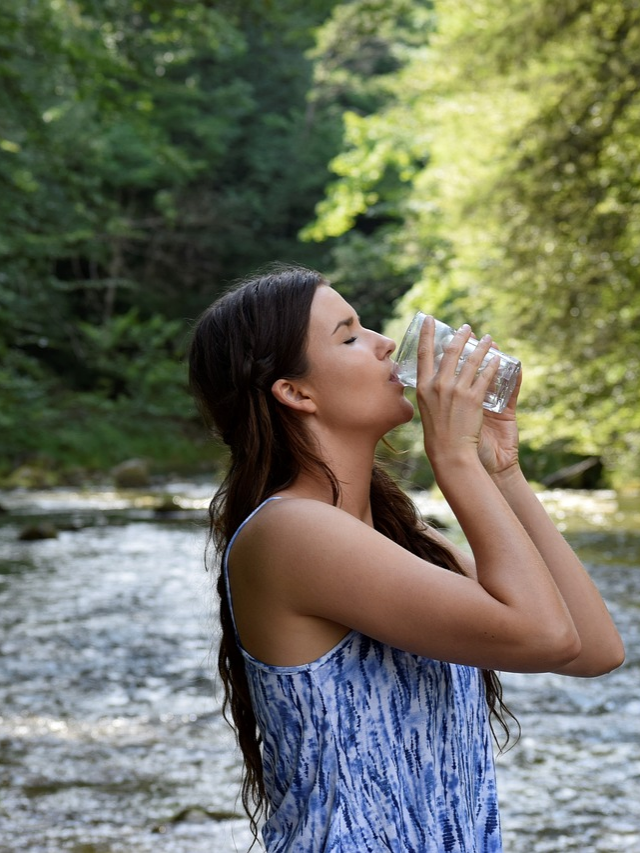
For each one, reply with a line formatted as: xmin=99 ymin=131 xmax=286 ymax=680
xmin=481 ymin=334 xmax=492 ymax=342
xmin=458 ymin=323 xmax=471 ymax=333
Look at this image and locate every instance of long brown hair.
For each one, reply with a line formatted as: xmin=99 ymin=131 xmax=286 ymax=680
xmin=188 ymin=265 xmax=517 ymax=836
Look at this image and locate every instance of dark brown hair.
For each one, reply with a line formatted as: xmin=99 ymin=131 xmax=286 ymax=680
xmin=188 ymin=265 xmax=517 ymax=836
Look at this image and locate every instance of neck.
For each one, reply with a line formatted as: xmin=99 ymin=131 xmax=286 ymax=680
xmin=280 ymin=430 xmax=379 ymax=525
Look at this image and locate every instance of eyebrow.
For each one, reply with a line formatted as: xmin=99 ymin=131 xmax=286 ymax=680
xmin=331 ymin=316 xmax=357 ymax=335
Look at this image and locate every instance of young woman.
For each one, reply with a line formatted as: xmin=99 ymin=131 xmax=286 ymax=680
xmin=188 ymin=265 xmax=624 ymax=852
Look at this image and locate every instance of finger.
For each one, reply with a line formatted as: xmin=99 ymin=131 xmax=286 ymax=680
xmin=474 ymin=353 xmax=502 ymax=392
xmin=438 ymin=323 xmax=472 ymax=375
xmin=458 ymin=333 xmax=495 ymax=377
xmin=449 ymin=332 xmax=496 ymax=395
xmin=503 ymin=366 xmax=523 ymax=412
xmin=416 ymin=314 xmax=436 ymax=380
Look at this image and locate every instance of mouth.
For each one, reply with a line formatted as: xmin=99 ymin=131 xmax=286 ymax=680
xmin=389 ymin=363 xmax=402 ymax=384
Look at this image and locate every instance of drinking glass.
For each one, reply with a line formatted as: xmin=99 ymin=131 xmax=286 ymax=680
xmin=394 ymin=311 xmax=521 ymax=413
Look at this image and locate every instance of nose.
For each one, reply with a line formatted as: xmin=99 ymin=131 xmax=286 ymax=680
xmin=376 ymin=332 xmax=396 ymax=360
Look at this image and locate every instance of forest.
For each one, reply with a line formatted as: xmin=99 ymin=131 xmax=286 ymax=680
xmin=1 ymin=0 xmax=639 ymax=489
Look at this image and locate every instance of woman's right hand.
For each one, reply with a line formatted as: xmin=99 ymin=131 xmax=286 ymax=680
xmin=415 ymin=317 xmax=500 ymax=470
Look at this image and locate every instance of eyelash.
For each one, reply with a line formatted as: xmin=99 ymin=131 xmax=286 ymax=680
xmin=344 ymin=336 xmax=357 ymax=345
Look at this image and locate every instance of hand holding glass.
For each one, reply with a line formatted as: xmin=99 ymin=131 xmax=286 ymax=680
xmin=394 ymin=312 xmax=521 ymax=414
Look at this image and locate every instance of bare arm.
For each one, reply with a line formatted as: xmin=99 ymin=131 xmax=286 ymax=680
xmin=489 ymin=466 xmax=624 ymax=675
xmin=235 ymin=495 xmax=580 ymax=673
xmin=414 ymin=321 xmax=580 ymax=667
xmin=466 ymin=333 xmax=624 ymax=676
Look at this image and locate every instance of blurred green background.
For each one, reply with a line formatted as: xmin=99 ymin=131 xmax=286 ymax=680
xmin=1 ymin=0 xmax=638 ymax=490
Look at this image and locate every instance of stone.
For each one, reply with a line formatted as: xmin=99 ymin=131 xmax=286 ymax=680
xmin=111 ymin=458 xmax=150 ymax=488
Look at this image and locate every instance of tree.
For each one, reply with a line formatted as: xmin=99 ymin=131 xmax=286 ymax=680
xmin=410 ymin=0 xmax=640 ymax=484
xmin=301 ymin=0 xmax=437 ymax=330
xmin=0 ymin=0 xmax=340 ymax=475
xmin=305 ymin=0 xmax=640 ymax=485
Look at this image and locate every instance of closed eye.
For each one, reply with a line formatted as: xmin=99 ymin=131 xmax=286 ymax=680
xmin=343 ymin=336 xmax=357 ymax=345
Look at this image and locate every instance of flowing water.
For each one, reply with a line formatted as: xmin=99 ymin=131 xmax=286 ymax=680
xmin=0 ymin=482 xmax=638 ymax=853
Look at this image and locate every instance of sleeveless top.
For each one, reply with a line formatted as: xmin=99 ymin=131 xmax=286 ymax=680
xmin=223 ymin=497 xmax=502 ymax=852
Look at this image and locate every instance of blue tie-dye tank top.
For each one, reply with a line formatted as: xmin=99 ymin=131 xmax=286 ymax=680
xmin=223 ymin=497 xmax=502 ymax=852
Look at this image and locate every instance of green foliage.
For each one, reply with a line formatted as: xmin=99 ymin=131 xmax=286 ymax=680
xmin=307 ymin=0 xmax=640 ymax=485
xmin=0 ymin=306 xmax=193 ymax=476
xmin=3 ymin=0 xmax=638 ymax=485
xmin=76 ymin=310 xmax=185 ymax=408
xmin=0 ymin=0 xmax=340 ymax=476
xmin=302 ymin=0 xmax=437 ymax=329
xmin=413 ymin=0 xmax=640 ymax=484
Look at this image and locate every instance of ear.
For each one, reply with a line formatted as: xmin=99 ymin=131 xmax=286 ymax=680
xmin=271 ymin=378 xmax=317 ymax=413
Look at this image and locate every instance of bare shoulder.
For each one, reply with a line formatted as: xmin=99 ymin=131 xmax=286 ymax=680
xmin=228 ymin=495 xmax=573 ymax=672
xmin=228 ymin=497 xmax=384 ymax=666
xmin=233 ymin=496 xmax=406 ymax=567
xmin=240 ymin=496 xmax=368 ymax=541
xmin=233 ymin=496 xmax=467 ymax=593
xmin=231 ymin=495 xmax=455 ymax=637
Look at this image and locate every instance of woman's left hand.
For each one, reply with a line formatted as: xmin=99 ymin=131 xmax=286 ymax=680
xmin=476 ymin=370 xmax=522 ymax=477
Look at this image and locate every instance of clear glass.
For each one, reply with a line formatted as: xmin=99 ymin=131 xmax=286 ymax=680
xmin=394 ymin=311 xmax=521 ymax=414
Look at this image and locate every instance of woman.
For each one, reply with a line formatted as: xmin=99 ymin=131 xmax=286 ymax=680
xmin=188 ymin=265 xmax=624 ymax=852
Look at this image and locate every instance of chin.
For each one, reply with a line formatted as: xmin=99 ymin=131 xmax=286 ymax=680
xmin=401 ymin=396 xmax=415 ymax=421
xmin=390 ymin=397 xmax=415 ymax=429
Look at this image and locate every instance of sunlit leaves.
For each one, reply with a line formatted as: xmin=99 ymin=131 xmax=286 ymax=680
xmin=302 ymin=0 xmax=437 ymax=325
xmin=399 ymin=0 xmax=640 ymax=483
xmin=304 ymin=0 xmax=640 ymax=483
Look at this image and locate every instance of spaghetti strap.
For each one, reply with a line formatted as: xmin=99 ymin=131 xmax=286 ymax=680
xmin=221 ymin=496 xmax=283 ymax=645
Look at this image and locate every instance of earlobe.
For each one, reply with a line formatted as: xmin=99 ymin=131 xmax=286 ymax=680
xmin=271 ymin=378 xmax=316 ymax=413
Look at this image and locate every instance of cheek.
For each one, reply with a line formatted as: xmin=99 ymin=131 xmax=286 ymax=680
xmin=307 ymin=352 xmax=353 ymax=394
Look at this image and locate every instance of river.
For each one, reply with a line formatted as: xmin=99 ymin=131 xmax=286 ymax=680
xmin=0 ymin=483 xmax=638 ymax=852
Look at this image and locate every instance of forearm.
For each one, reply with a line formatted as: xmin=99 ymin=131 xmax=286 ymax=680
xmin=490 ymin=465 xmax=625 ymax=675
xmin=432 ymin=453 xmax=579 ymax=664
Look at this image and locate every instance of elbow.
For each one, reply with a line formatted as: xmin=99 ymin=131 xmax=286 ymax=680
xmin=587 ymin=636 xmax=626 ymax=675
xmin=498 ymin=613 xmax=581 ymax=672
xmin=557 ymin=638 xmax=626 ymax=678
xmin=536 ymin=621 xmax=582 ymax=671
xmin=603 ymin=640 xmax=626 ymax=673
xmin=552 ymin=625 xmax=582 ymax=669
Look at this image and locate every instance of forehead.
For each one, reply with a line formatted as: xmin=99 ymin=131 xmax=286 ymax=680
xmin=309 ymin=285 xmax=353 ymax=331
